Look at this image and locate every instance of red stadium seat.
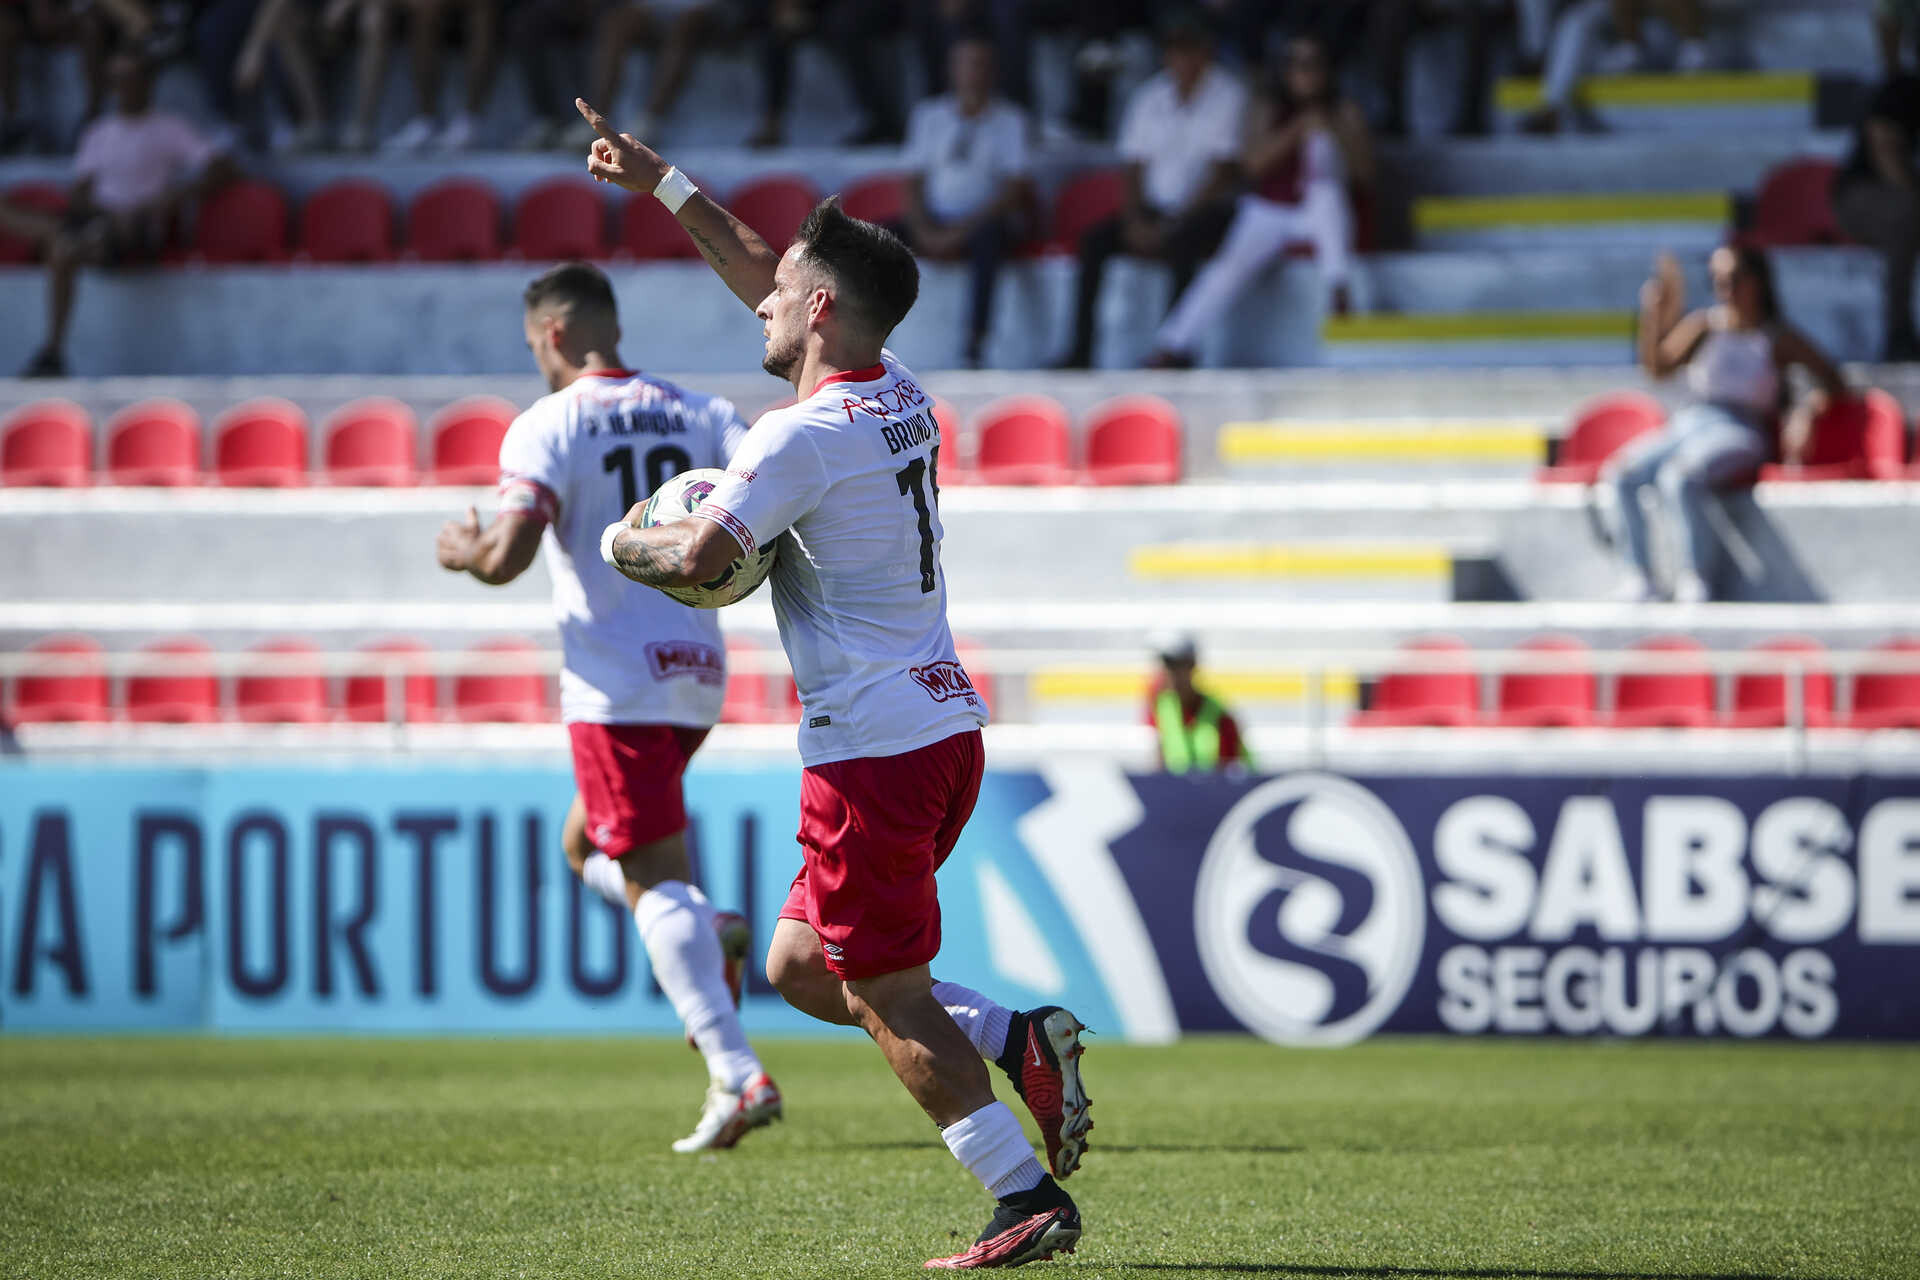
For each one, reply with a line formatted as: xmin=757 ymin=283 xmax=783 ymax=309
xmin=453 ymin=638 xmax=550 ymax=723
xmin=105 ymin=399 xmax=201 ymax=485
xmin=973 ymin=395 xmax=1074 ymax=485
xmin=1046 ymin=169 xmax=1127 ymax=253
xmin=839 ymin=174 xmax=907 ymax=226
xmin=514 ymin=179 xmax=609 ymax=261
xmin=1608 ymin=634 xmax=1716 ymax=728
xmin=323 ymin=397 xmax=419 ymax=486
xmin=429 ymin=396 xmax=516 ymax=485
xmin=213 ymin=398 xmax=309 ymax=487
xmin=1848 ymin=636 xmax=1920 ymax=730
xmin=931 ymin=397 xmax=968 ymax=485
xmin=9 ymin=634 xmax=109 ymax=724
xmin=1083 ymin=395 xmax=1183 ymax=485
xmin=407 ymin=180 xmax=503 ymax=262
xmin=1745 ymin=157 xmax=1844 ymax=249
xmin=1 ymin=399 xmax=92 ymax=486
xmin=0 ymin=181 xmax=67 ymax=263
xmin=1726 ymin=636 xmax=1833 ymax=729
xmin=126 ymin=637 xmax=220 ymax=724
xmin=343 ymin=638 xmax=439 ymax=723
xmin=620 ymin=188 xmax=701 ymax=260
xmin=1759 ymin=389 xmax=1907 ymax=481
xmin=1538 ymin=392 xmax=1665 ymax=483
xmin=298 ymin=179 xmax=397 ymax=263
xmin=1351 ymin=635 xmax=1479 ymax=728
xmin=235 ymin=638 xmax=328 ymax=723
xmin=721 ymin=641 xmax=774 ymax=723
xmin=191 ymin=178 xmax=289 ymax=263
xmin=728 ymin=176 xmax=821 ymax=249
xmin=1490 ymin=634 xmax=1596 ymax=728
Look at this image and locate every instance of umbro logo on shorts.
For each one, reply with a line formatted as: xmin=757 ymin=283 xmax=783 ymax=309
xmin=821 ymin=942 xmax=844 ymax=958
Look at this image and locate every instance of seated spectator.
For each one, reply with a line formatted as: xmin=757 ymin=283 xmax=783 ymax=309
xmin=914 ymin=0 xmax=1031 ymax=115
xmin=201 ymin=0 xmax=329 ymax=151
xmin=897 ymin=33 xmax=1033 ymax=368
xmin=1146 ymin=631 xmax=1253 ymax=775
xmin=1144 ymin=33 xmax=1370 ymax=370
xmin=1607 ymin=247 xmax=1847 ymax=603
xmin=1834 ymin=70 xmax=1920 ymax=362
xmin=1055 ymin=11 xmax=1245 ymax=370
xmin=1520 ymin=0 xmax=1713 ymax=135
xmin=581 ymin=0 xmax=738 ymax=148
xmin=745 ymin=0 xmax=902 ymax=148
xmin=508 ymin=0 xmax=597 ymax=148
xmin=325 ymin=0 xmax=495 ymax=151
xmin=0 ymin=51 xmax=233 ymax=377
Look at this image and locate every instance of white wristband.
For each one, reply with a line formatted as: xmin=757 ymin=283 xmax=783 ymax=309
xmin=600 ymin=521 xmax=628 ymax=567
xmin=653 ymin=166 xmax=698 ymax=214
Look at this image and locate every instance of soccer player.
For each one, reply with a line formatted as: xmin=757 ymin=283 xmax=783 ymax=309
xmin=434 ymin=261 xmax=781 ymax=1153
xmin=576 ymin=98 xmax=1092 ymax=1270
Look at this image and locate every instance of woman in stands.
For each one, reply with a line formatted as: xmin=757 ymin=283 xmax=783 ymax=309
xmin=1143 ymin=32 xmax=1371 ymax=369
xmin=1608 ymin=245 xmax=1848 ymax=603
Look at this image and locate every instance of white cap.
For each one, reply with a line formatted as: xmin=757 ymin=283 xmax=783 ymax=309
xmin=1148 ymin=629 xmax=1198 ymax=665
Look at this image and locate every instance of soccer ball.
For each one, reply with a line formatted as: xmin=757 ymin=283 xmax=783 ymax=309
xmin=640 ymin=467 xmax=778 ymax=608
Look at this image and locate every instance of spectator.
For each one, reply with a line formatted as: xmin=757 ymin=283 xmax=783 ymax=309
xmin=1608 ymin=247 xmax=1847 ymax=603
xmin=507 ymin=0 xmax=597 ymax=148
xmin=1144 ymin=33 xmax=1370 ymax=370
xmin=582 ymin=0 xmax=738 ymax=147
xmin=745 ymin=0 xmax=903 ymax=148
xmin=897 ymin=33 xmax=1033 ymax=368
xmin=1055 ymin=11 xmax=1245 ymax=370
xmin=0 ymin=52 xmax=233 ymax=377
xmin=1879 ymin=0 xmax=1919 ymax=77
xmin=914 ymin=0 xmax=1031 ymax=115
xmin=1 ymin=0 xmax=117 ymax=149
xmin=326 ymin=0 xmax=496 ymax=151
xmin=201 ymin=0 xmax=329 ymax=151
xmin=1834 ymin=69 xmax=1920 ymax=362
xmin=1519 ymin=0 xmax=1712 ymax=134
xmin=1146 ymin=632 xmax=1253 ymax=775
xmin=1596 ymin=0 xmax=1709 ymax=73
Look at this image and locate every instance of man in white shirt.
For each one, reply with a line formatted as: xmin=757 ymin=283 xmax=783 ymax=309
xmin=1056 ymin=11 xmax=1244 ymax=369
xmin=435 ymin=262 xmax=781 ymax=1154
xmin=899 ymin=33 xmax=1034 ymax=368
xmin=577 ymin=97 xmax=1091 ymax=1270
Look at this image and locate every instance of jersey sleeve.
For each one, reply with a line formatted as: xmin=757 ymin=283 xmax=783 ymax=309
xmin=692 ymin=410 xmax=828 ymax=558
xmin=496 ymin=406 xmax=564 ymax=525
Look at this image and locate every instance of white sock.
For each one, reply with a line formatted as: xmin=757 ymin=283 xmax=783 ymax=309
xmin=932 ymin=980 xmax=1014 ymax=1061
xmin=633 ymin=880 xmax=762 ymax=1092
xmin=579 ymin=852 xmax=630 ymax=910
xmin=942 ymin=1101 xmax=1045 ymax=1198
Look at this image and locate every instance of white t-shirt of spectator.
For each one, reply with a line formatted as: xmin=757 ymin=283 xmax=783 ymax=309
xmin=73 ymin=111 xmax=222 ymax=214
xmin=692 ymin=350 xmax=988 ymax=767
xmin=497 ymin=370 xmax=750 ymax=727
xmin=1118 ymin=65 xmax=1248 ymax=215
xmin=905 ymin=96 xmax=1031 ymax=224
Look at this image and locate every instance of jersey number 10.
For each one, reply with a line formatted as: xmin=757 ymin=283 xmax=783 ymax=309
xmin=604 ymin=444 xmax=694 ymax=513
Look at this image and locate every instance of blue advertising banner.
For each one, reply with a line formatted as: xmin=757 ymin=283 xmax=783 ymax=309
xmin=3 ymin=764 xmax=1917 ymax=1040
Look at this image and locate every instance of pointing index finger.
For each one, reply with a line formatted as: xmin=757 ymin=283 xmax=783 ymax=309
xmin=575 ymin=98 xmax=621 ymax=143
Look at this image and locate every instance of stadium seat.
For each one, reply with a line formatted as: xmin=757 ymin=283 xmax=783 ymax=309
xmin=1 ymin=399 xmax=92 ymax=486
xmin=1046 ymin=169 xmax=1127 ymax=253
xmin=955 ymin=639 xmax=995 ymax=714
xmin=191 ymin=178 xmax=290 ymax=263
xmin=453 ymin=638 xmax=550 ymax=722
xmin=429 ymin=397 xmax=516 ymax=485
xmin=1848 ymin=637 xmax=1920 ymax=730
xmin=235 ymin=638 xmax=328 ymax=723
xmin=343 ymin=638 xmax=439 ymax=723
xmin=323 ymin=397 xmax=419 ymax=486
xmin=1083 ymin=395 xmax=1184 ymax=485
xmin=8 ymin=634 xmax=109 ymax=724
xmin=931 ymin=398 xmax=968 ymax=485
xmin=1537 ymin=393 xmax=1665 ymax=483
xmin=298 ymin=180 xmax=397 ymax=263
xmin=407 ymin=180 xmax=503 ymax=262
xmin=1490 ymin=634 xmax=1596 ymax=728
xmin=840 ymin=174 xmax=907 ymax=226
xmin=126 ymin=637 xmax=220 ymax=724
xmin=513 ymin=180 xmax=609 ymax=261
xmin=213 ymin=398 xmax=309 ymax=486
xmin=721 ymin=641 xmax=773 ymax=723
xmin=1351 ymin=635 xmax=1479 ymax=728
xmin=1608 ymin=634 xmax=1715 ymax=728
xmin=973 ymin=395 xmax=1074 ymax=485
xmin=729 ymin=176 xmax=821 ymax=249
xmin=620 ymin=188 xmax=701 ymax=260
xmin=105 ymin=399 xmax=201 ymax=485
xmin=1745 ymin=157 xmax=1843 ymax=249
xmin=1726 ymin=636 xmax=1834 ymax=729
xmin=1759 ymin=389 xmax=1907 ymax=481
xmin=0 ymin=181 xmax=67 ymax=263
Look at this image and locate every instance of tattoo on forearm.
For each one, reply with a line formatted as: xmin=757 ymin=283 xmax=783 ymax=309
xmin=687 ymin=227 xmax=730 ymax=268
xmin=611 ymin=530 xmax=689 ymax=587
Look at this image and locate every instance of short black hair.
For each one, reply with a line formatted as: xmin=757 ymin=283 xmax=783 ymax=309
xmin=523 ymin=261 xmax=618 ymax=322
xmin=794 ymin=196 xmax=919 ymax=339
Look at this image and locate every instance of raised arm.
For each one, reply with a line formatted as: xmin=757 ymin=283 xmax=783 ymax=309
xmin=577 ymin=98 xmax=780 ymax=310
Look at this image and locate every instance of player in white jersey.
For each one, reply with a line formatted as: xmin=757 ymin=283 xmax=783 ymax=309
xmin=576 ymin=101 xmax=1091 ymax=1269
xmin=434 ymin=262 xmax=781 ymax=1153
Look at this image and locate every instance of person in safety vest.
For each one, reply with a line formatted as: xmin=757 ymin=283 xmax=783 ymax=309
xmin=1145 ymin=631 xmax=1253 ymax=774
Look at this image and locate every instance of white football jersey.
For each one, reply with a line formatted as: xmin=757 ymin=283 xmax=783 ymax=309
xmin=694 ymin=351 xmax=988 ymax=767
xmin=497 ymin=369 xmax=750 ymax=726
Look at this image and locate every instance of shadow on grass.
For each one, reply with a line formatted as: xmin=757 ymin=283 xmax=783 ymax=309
xmin=1117 ymin=1265 xmax=1831 ymax=1280
xmin=830 ymin=1141 xmax=1303 ymax=1156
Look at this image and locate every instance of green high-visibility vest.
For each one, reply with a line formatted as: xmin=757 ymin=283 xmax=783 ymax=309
xmin=1157 ymin=688 xmax=1226 ymax=774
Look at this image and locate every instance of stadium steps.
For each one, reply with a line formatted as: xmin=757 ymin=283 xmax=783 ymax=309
xmin=1411 ymin=191 xmax=1730 ymax=251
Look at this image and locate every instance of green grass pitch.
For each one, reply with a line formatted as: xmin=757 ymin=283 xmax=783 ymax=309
xmin=2 ymin=1035 xmax=1915 ymax=1279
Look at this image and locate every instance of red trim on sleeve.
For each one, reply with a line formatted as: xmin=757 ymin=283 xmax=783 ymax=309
xmin=812 ymin=363 xmax=888 ymax=395
xmin=497 ymin=474 xmax=560 ymax=525
xmin=692 ymin=504 xmax=756 ymax=558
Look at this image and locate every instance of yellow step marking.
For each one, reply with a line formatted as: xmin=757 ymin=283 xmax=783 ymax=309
xmin=1323 ymin=311 xmax=1632 ymax=343
xmin=1129 ymin=543 xmax=1454 ymax=579
xmin=1414 ymin=190 xmax=1730 ymax=233
xmin=1031 ymin=666 xmax=1359 ymax=704
xmin=1219 ymin=420 xmax=1546 ymax=463
xmin=1496 ymin=70 xmax=1814 ymax=112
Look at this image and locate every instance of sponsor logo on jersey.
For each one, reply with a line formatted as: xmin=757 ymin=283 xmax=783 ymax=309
xmin=910 ymin=660 xmax=978 ymax=703
xmin=836 ymin=379 xmax=927 ymax=423
xmin=645 ymin=641 xmax=724 ymax=686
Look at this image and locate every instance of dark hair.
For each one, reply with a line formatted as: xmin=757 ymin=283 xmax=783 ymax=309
xmin=1270 ymin=33 xmax=1337 ymax=112
xmin=1725 ymin=243 xmax=1779 ymax=323
xmin=1158 ymin=8 xmax=1215 ymax=52
xmin=523 ymin=261 xmax=618 ymax=320
xmin=794 ymin=196 xmax=919 ymax=338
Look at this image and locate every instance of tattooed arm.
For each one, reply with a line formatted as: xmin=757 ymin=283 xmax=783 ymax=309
xmin=605 ymin=510 xmax=744 ymax=589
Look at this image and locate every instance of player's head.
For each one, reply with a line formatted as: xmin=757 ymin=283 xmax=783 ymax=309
xmin=522 ymin=261 xmax=622 ymax=392
xmin=1710 ymin=243 xmax=1778 ymax=324
xmin=757 ymin=197 xmax=919 ymax=383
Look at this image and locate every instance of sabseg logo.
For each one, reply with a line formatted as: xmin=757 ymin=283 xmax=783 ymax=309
xmin=1194 ymin=774 xmax=1424 ymax=1046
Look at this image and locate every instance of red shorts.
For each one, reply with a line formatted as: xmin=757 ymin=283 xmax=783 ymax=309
xmin=779 ymin=730 xmax=985 ymax=981
xmin=567 ymin=722 xmax=709 ymax=857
